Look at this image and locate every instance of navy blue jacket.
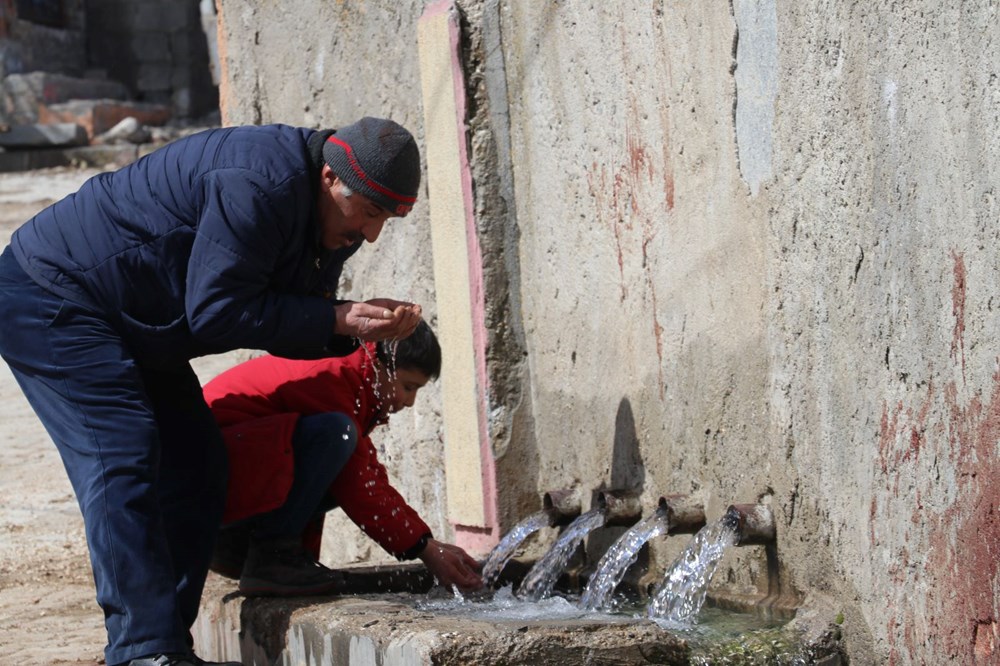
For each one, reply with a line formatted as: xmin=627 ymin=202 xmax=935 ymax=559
xmin=10 ymin=124 xmax=360 ymax=366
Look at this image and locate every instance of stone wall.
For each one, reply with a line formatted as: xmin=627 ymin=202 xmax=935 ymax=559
xmin=85 ymin=0 xmax=217 ymax=117
xmin=213 ymin=1 xmax=1000 ymax=663
xmin=0 ymin=0 xmax=217 ymax=119
xmin=0 ymin=0 xmax=86 ymax=79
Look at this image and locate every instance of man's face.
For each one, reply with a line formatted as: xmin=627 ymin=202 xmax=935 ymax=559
xmin=386 ymin=367 xmax=431 ymax=413
xmin=317 ymin=165 xmax=395 ymax=250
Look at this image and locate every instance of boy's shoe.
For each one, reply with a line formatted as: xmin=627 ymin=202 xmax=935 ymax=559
xmin=210 ymin=524 xmax=251 ymax=580
xmin=127 ymin=653 xmax=240 ymax=665
xmin=239 ymin=537 xmax=343 ymax=597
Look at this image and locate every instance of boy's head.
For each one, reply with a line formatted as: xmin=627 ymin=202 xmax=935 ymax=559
xmin=375 ymin=320 xmax=440 ymax=413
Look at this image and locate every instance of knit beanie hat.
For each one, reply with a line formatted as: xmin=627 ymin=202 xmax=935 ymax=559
xmin=322 ymin=117 xmax=421 ymax=216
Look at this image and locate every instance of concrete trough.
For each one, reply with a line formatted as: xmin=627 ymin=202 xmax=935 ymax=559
xmin=195 ymin=566 xmax=689 ymax=665
xmin=194 ymin=557 xmax=842 ymax=665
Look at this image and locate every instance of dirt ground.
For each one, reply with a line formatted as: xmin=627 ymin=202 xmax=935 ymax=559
xmin=0 ymin=167 xmax=244 ymax=666
xmin=0 ymin=167 xmax=111 ymax=665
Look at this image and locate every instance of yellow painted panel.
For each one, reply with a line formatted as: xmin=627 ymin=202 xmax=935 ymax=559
xmin=417 ymin=5 xmax=485 ymax=527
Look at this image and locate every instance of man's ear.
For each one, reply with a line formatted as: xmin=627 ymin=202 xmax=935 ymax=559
xmin=321 ymin=164 xmax=337 ymax=187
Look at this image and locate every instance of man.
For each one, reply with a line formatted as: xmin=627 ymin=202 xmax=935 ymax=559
xmin=0 ymin=117 xmax=422 ymax=666
xmin=204 ymin=320 xmax=482 ymax=596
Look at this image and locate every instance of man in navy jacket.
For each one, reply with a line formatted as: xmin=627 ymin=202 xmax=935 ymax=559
xmin=0 ymin=117 xmax=423 ymax=666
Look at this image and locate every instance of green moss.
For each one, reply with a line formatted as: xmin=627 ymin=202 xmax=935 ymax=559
xmin=689 ymin=628 xmax=809 ymax=665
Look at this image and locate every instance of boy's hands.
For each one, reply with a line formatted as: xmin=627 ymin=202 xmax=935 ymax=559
xmin=418 ymin=538 xmax=483 ymax=591
xmin=334 ymin=299 xmax=422 ymax=341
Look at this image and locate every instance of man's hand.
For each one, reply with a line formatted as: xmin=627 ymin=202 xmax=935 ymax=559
xmin=418 ymin=538 xmax=483 ymax=591
xmin=334 ymin=299 xmax=422 ymax=341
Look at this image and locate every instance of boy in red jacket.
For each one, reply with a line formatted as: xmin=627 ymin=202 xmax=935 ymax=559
xmin=204 ymin=321 xmax=482 ymax=596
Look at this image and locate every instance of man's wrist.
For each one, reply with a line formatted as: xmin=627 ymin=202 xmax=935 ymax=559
xmin=331 ymin=299 xmax=353 ymax=334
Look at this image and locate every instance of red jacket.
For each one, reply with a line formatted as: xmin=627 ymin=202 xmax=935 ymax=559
xmin=203 ymin=345 xmax=431 ymax=558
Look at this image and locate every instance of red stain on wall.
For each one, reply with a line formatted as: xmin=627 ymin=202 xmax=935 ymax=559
xmin=926 ymin=376 xmax=1000 ymax=662
xmin=877 ymin=392 xmax=933 ymax=498
xmin=584 ymin=102 xmax=672 ymax=399
xmin=874 ymin=250 xmax=999 ymax=663
xmin=581 ymin=19 xmax=676 ymax=402
xmin=951 ymin=251 xmax=967 ymax=377
xmin=586 ymin=164 xmax=629 ymax=302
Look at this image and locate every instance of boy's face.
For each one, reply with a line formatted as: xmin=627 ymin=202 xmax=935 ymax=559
xmin=386 ymin=367 xmax=431 ymax=413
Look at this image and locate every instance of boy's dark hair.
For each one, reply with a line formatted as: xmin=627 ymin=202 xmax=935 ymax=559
xmin=376 ymin=320 xmax=441 ymax=379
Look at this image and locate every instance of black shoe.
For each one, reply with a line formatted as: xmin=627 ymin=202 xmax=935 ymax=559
xmin=239 ymin=537 xmax=343 ymax=597
xmin=210 ymin=524 xmax=251 ymax=580
xmin=127 ymin=653 xmax=241 ymax=666
xmin=188 ymin=653 xmax=242 ymax=666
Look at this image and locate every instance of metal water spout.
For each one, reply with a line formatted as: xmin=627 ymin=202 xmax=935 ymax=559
xmin=542 ymin=489 xmax=582 ymax=526
xmin=656 ymin=494 xmax=707 ymax=535
xmin=595 ymin=489 xmax=643 ymax=527
xmin=723 ymin=503 xmax=776 ymax=545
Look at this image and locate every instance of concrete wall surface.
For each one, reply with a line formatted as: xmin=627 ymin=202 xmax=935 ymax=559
xmin=214 ymin=1 xmax=1000 ymax=663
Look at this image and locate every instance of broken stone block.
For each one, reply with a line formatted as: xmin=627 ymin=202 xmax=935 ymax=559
xmin=94 ymin=117 xmax=151 ymax=145
xmin=0 ymin=123 xmax=89 ymax=148
xmin=38 ymin=99 xmax=170 ymax=139
xmin=1 ymin=72 xmax=130 ymax=125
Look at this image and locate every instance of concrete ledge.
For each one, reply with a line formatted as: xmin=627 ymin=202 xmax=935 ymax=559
xmin=0 ymin=123 xmax=88 ymax=148
xmin=194 ymin=570 xmax=690 ymax=665
xmin=0 ymin=144 xmax=151 ymax=173
xmin=194 ymin=559 xmax=842 ymax=665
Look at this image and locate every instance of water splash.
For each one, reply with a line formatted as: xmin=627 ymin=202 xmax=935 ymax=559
xmin=580 ymin=506 xmax=671 ymax=611
xmin=481 ymin=510 xmax=553 ymax=588
xmin=647 ymin=516 xmax=739 ymax=624
xmin=517 ymin=508 xmax=607 ymax=602
xmin=418 ymin=585 xmax=624 ymax=623
xmin=358 ymin=341 xmax=387 ymax=407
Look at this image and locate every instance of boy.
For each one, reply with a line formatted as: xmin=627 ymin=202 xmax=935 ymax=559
xmin=203 ymin=321 xmax=482 ymax=596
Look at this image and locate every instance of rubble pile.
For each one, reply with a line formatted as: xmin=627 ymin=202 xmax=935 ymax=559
xmin=0 ymin=71 xmax=219 ymax=171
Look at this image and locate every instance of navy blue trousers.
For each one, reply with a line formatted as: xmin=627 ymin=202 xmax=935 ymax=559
xmin=250 ymin=412 xmax=357 ymax=541
xmin=0 ymin=248 xmax=227 ymax=665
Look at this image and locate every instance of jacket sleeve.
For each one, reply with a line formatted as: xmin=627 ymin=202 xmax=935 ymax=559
xmin=327 ymin=434 xmax=432 ymax=559
xmin=184 ymin=167 xmax=354 ymax=358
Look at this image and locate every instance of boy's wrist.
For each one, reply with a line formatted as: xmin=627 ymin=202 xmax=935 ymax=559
xmin=400 ymin=532 xmax=433 ymax=560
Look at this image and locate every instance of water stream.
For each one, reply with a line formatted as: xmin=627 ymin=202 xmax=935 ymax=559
xmin=579 ymin=506 xmax=671 ymax=611
xmin=516 ymin=508 xmax=607 ymax=602
xmin=647 ymin=515 xmax=739 ymax=624
xmin=415 ymin=509 xmax=818 ymax=662
xmin=481 ymin=509 xmax=553 ymax=588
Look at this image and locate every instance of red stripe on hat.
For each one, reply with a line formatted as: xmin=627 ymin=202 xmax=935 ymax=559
xmin=326 ymin=135 xmax=417 ymax=204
